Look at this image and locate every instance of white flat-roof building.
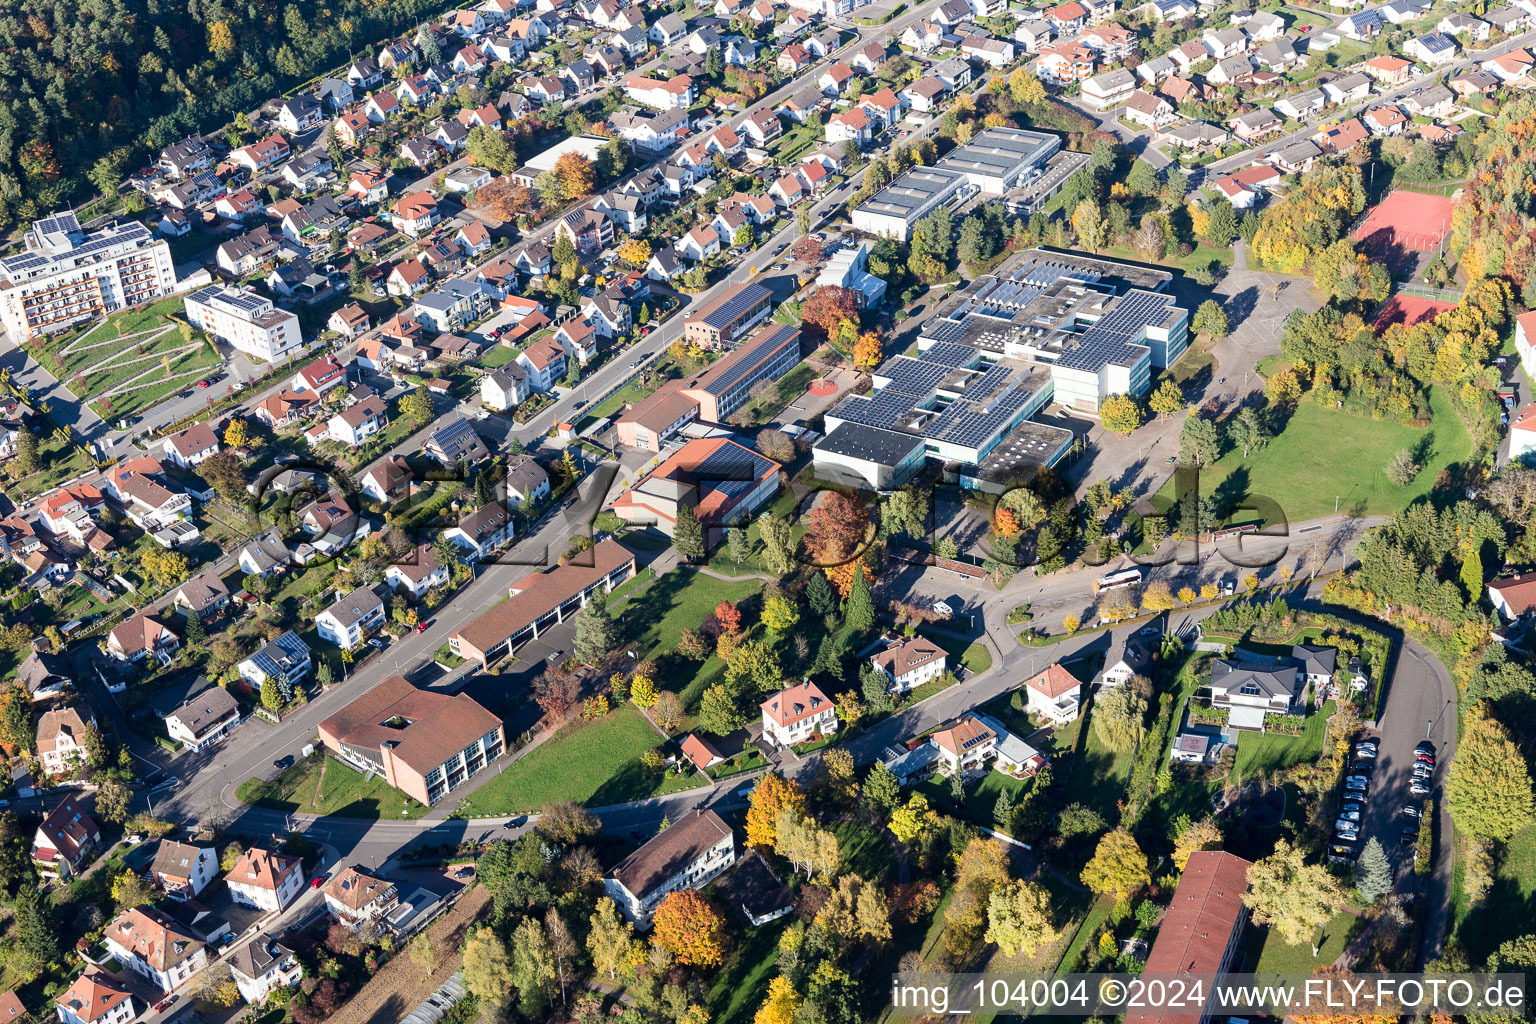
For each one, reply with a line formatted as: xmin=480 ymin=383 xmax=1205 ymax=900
xmin=851 ymin=127 xmax=1065 ymax=240
xmin=184 ymin=285 xmax=303 ymax=362
xmin=0 ymin=213 xmax=177 ymax=340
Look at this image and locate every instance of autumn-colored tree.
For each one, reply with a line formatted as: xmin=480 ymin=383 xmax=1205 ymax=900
xmin=792 ymin=235 xmax=825 ymax=264
xmin=715 ymin=600 xmax=743 ymax=637
xmin=1265 ymin=368 xmax=1303 ymax=404
xmin=803 ymin=490 xmax=871 ymax=565
xmin=1141 ymin=580 xmax=1176 ymax=612
xmin=994 ymin=507 xmax=1021 ymax=538
xmin=1200 ymin=583 xmax=1219 ymax=600
xmin=801 ymin=286 xmax=861 ymax=338
xmin=1172 ymin=818 xmax=1223 ymax=870
xmin=888 ymin=792 xmax=942 ymax=845
xmin=1080 ymin=828 xmax=1150 ymax=898
xmin=1178 ymin=586 xmax=1197 ymax=604
xmin=1063 ymin=613 xmax=1080 ymax=633
xmin=1100 ymin=394 xmax=1144 ymax=436
xmin=986 ymin=880 xmax=1058 ymax=957
xmin=553 ymin=152 xmax=596 ymax=201
xmin=745 ymin=772 xmax=806 ymax=848
xmin=755 ymin=977 xmax=801 ymax=1024
xmin=616 ymin=237 xmax=652 ymax=268
xmin=476 ymin=176 xmax=536 ymax=222
xmin=1243 ymin=839 xmax=1348 ymax=945
xmin=853 ymin=330 xmax=882 ymax=371
xmin=1446 ymin=701 xmax=1535 ymax=842
xmin=651 ymin=889 xmax=726 ymax=967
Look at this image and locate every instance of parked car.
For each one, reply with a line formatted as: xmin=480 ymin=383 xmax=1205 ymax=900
xmin=1417 ymin=740 xmax=1436 ymax=755
xmin=1401 ymin=804 xmax=1422 ymax=818
xmin=1401 ymin=825 xmax=1420 ymax=846
xmin=1345 ymin=774 xmax=1369 ymax=786
xmin=1222 ymin=579 xmax=1236 ymax=596
xmin=1336 ymin=827 xmax=1360 ymax=841
xmin=310 ymin=874 xmax=327 ymax=889
xmin=1410 ymin=780 xmax=1431 ymax=796
xmin=1355 ymin=742 xmax=1378 ymax=758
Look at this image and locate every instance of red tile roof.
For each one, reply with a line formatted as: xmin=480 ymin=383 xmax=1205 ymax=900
xmin=761 ymin=682 xmax=832 ymax=729
xmin=1128 ymin=851 xmax=1251 ymax=1024
xmin=1025 ymin=663 xmax=1081 ymax=698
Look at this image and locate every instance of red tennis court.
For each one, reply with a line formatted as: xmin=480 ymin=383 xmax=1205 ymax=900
xmin=1352 ymin=190 xmax=1455 ymax=253
xmin=1373 ymin=293 xmax=1455 ymax=333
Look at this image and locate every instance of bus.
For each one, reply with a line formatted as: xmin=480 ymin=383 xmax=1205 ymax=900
xmin=1094 ymin=568 xmax=1144 ymax=593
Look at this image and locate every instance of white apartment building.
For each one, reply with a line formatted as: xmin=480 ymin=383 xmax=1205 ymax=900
xmin=316 ymin=584 xmax=386 ymax=650
xmin=760 ymin=682 xmax=838 ymax=748
xmin=183 ymin=285 xmax=303 ymax=362
xmin=867 ymin=635 xmax=948 ymax=694
xmin=225 ymin=847 xmax=306 ymax=911
xmin=104 ymin=907 xmax=209 ymax=993
xmin=149 ymin=841 xmax=219 ymax=901
xmin=0 ymin=213 xmax=176 ymax=340
xmin=603 ymin=810 xmax=736 ymax=926
xmin=56 ymin=969 xmax=136 ymax=1024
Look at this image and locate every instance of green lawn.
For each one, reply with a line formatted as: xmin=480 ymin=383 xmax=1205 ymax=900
xmin=1235 ymin=700 xmax=1334 ymax=776
xmin=831 ymin=818 xmax=898 ymax=883
xmin=1452 ymin=817 xmax=1536 ymax=965
xmin=451 ymin=704 xmax=704 ymax=815
xmin=1154 ymin=388 xmax=1473 ymax=524
xmin=236 ymin=755 xmax=429 ymax=819
xmin=1252 ymin=909 xmax=1361 ymax=972
xmin=1098 ymin=239 xmax=1234 ymax=273
xmin=917 ymin=628 xmax=993 ymax=675
xmin=918 ymin=769 xmax=1033 ymax=831
xmin=616 ymin=569 xmax=764 ymax=713
xmin=1057 ymin=710 xmax=1136 ymax=818
xmin=707 ymin=916 xmax=790 ymax=1024
xmin=478 ymin=345 xmax=521 ymax=368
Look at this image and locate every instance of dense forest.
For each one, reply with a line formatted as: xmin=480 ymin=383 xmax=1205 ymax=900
xmin=0 ymin=0 xmax=449 ymax=231
xmin=1449 ymin=96 xmax=1536 ymax=299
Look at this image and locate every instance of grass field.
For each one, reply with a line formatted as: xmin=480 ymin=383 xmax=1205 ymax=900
xmin=917 ymin=768 xmax=1032 ymax=830
xmin=1156 ymin=388 xmax=1473 ymax=524
xmin=708 ymin=917 xmax=790 ymax=1024
xmin=616 ymin=569 xmax=765 ymax=713
xmin=831 ymin=818 xmax=899 ymax=883
xmin=237 ymin=755 xmax=428 ymax=819
xmin=1451 ymin=817 xmax=1536 ymax=965
xmin=40 ymin=297 xmax=223 ymax=420
xmin=478 ymin=345 xmax=521 ymax=368
xmin=450 ymin=704 xmax=704 ymax=815
xmin=1252 ymin=909 xmax=1361 ymax=971
xmin=1235 ymin=700 xmax=1333 ymax=776
xmin=917 ymin=628 xmax=993 ymax=675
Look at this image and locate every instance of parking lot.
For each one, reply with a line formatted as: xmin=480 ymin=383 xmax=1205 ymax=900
xmin=1330 ymin=733 xmax=1437 ymax=873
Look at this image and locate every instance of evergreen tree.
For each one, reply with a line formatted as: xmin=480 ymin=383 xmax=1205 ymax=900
xmin=316 ymin=659 xmax=334 ymax=688
xmin=572 ymin=597 xmax=618 ymax=665
xmin=950 ymin=768 xmax=966 ymax=802
xmin=14 ymin=430 xmax=38 ymax=476
xmin=845 ymin=563 xmax=875 ymax=633
xmin=993 ymin=787 xmax=1015 ymax=832
xmin=13 ymin=884 xmax=58 ymax=962
xmin=807 ymin=571 xmax=838 ymax=618
xmin=1354 ymin=837 xmax=1392 ymax=903
xmin=860 ymin=662 xmax=895 ymax=713
xmin=475 ymin=469 xmax=493 ymax=507
xmin=183 ymin=608 xmax=204 ymax=644
xmin=507 ymin=435 xmax=526 ymax=456
xmin=673 ymin=503 xmax=705 ymax=563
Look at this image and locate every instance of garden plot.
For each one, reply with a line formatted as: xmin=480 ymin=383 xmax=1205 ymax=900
xmin=42 ymin=299 xmax=221 ymax=419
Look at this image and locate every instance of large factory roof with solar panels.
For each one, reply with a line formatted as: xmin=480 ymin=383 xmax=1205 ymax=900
xmin=849 ymin=127 xmax=1088 ymax=241
xmin=811 ymin=249 xmax=1188 ymax=493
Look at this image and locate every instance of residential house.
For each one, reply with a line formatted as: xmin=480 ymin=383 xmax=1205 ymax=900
xmin=1321 ymin=71 xmax=1372 ymax=103
xmin=149 ymin=842 xmax=218 ymax=902
xmin=392 ymin=191 xmax=441 ymax=237
xmin=1275 ymin=88 xmax=1326 ymax=119
xmin=171 ymin=570 xmax=230 ymax=621
xmin=1207 ymin=54 xmax=1255 ymax=84
xmin=444 ymin=503 xmax=513 ymax=561
xmin=1204 ymin=657 xmax=1303 ymax=729
xmin=385 ymin=544 xmax=450 ymax=601
xmin=624 ymin=74 xmax=695 ymax=110
xmin=1488 ymin=570 xmax=1536 ymax=621
xmin=1268 ymin=138 xmax=1322 ymax=173
xmin=237 ymin=630 xmax=312 ymax=696
xmin=425 ymin=417 xmax=491 ymax=467
xmin=322 ymin=867 xmax=400 ymax=928
xmin=1082 ymin=68 xmax=1137 ymax=107
xmin=36 ymin=706 xmax=94 ymax=776
xmin=1022 ymin=663 xmax=1084 ymax=725
xmin=1314 ymin=116 xmax=1369 ymax=154
xmin=503 ymin=456 xmax=551 ymax=505
xmin=1203 ymin=26 xmax=1249 ymax=58
xmin=107 ymin=612 xmax=179 ymax=663
xmin=165 ymin=686 xmax=241 ymax=752
xmin=104 ymin=907 xmax=208 ymax=993
xmin=225 ymin=848 xmax=305 ymax=911
xmin=1362 ymin=54 xmax=1414 ymax=86
xmin=31 ymin=798 xmax=99 ymax=880
xmin=1253 ymin=38 xmax=1298 ymax=70
xmin=229 ymin=936 xmax=303 ymax=1006
xmin=1407 ymin=31 xmax=1457 ymax=64
xmin=56 ymin=970 xmax=134 ymax=1024
xmin=316 ymin=584 xmax=387 ymax=650
xmin=603 ymin=810 xmax=735 ymax=926
xmin=329 ymin=303 xmax=371 ymax=339
xmin=1364 ymin=103 xmax=1409 ymax=135
xmin=1230 ymin=106 xmax=1281 ymax=140
xmin=278 ymin=94 xmax=324 ymax=133
xmin=1440 ymin=12 xmax=1490 ymax=40
xmin=760 ymin=681 xmax=837 ymax=749
xmin=1122 ymin=89 xmax=1177 ymax=127
xmin=867 ymin=634 xmax=947 ymax=694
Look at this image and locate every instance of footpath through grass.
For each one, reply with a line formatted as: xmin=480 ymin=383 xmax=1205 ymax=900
xmin=1155 ymin=387 xmax=1472 ymax=524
